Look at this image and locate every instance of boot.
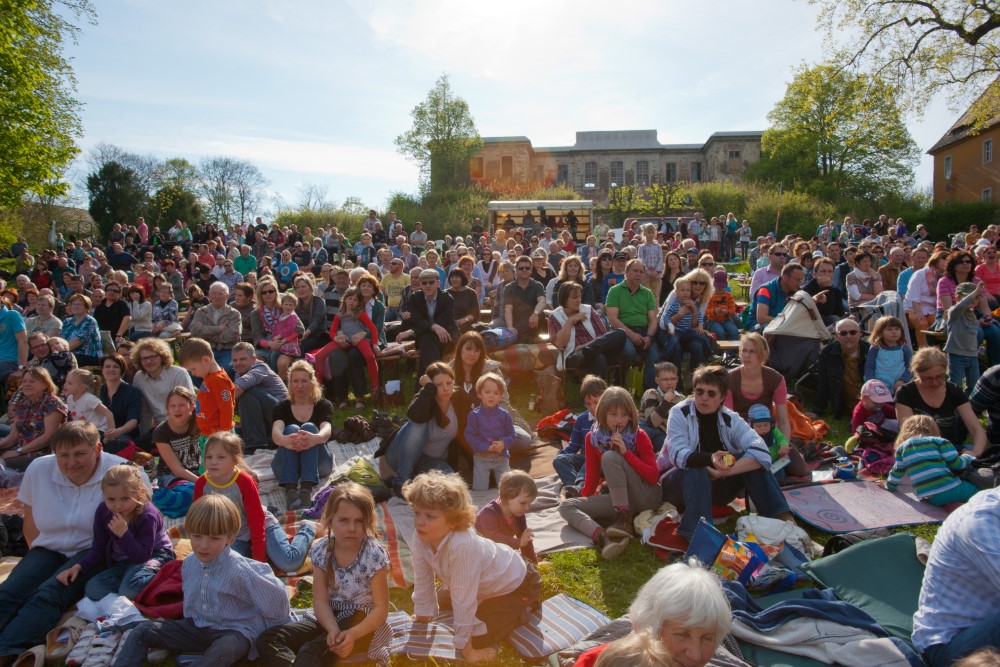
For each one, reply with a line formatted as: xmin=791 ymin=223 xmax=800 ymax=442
xmin=606 ymin=509 xmax=634 ymax=540
xmin=284 ymin=486 xmax=300 ymax=510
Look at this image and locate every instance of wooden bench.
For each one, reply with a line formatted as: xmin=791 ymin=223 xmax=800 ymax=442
xmin=716 ymin=340 xmax=741 ymax=354
xmin=921 ymin=330 xmax=946 ymax=347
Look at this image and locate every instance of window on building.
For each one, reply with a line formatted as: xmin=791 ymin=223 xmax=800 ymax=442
xmin=664 ymin=162 xmax=677 ymax=183
xmin=557 ymin=164 xmax=569 ymax=183
xmin=610 ymin=161 xmax=623 ymax=188
xmin=985 ymin=188 xmax=993 ymax=203
xmin=501 ymin=156 xmax=513 ymax=180
xmin=691 ymin=162 xmax=703 ymax=182
xmin=728 ymin=150 xmax=741 ymax=159
xmin=636 ymin=161 xmax=649 ymax=187
xmin=985 ymin=139 xmax=993 ymax=164
xmin=944 ymin=155 xmax=952 ymax=179
xmin=471 ymin=157 xmax=484 ymax=179
xmin=584 ymin=162 xmax=597 ymax=189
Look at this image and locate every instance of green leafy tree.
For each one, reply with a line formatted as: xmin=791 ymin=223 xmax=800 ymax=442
xmin=0 ymin=0 xmax=93 ymax=208
xmin=811 ymin=0 xmax=1000 ymax=128
xmin=149 ymin=185 xmax=203 ymax=228
xmin=87 ymin=162 xmax=148 ymax=240
xmin=607 ymin=186 xmax=641 ymax=223
xmin=760 ymin=63 xmax=920 ymax=202
xmin=641 ymin=182 xmax=689 ymax=216
xmin=395 ymin=74 xmax=482 ymax=192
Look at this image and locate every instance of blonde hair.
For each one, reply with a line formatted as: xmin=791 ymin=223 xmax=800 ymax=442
xmin=131 ymin=337 xmax=173 ymax=369
xmin=320 ymin=482 xmax=380 ymax=591
xmin=66 ymin=368 xmax=99 ymax=396
xmin=594 ymin=386 xmax=639 ymax=433
xmin=498 ymin=469 xmax=537 ymax=502
xmin=21 ymin=366 xmax=58 ymax=396
xmin=101 ymin=464 xmax=151 ymax=521
xmin=185 ymin=495 xmax=241 ymax=538
xmin=178 ymin=337 xmax=214 ymax=364
xmin=685 ymin=267 xmax=715 ymax=306
xmin=475 ymin=372 xmax=505 ymax=396
xmin=741 ymin=332 xmax=770 ymax=364
xmin=896 ymin=414 xmax=941 ymax=444
xmin=403 ymin=470 xmax=476 ymax=531
xmin=911 ymin=347 xmax=948 ymax=376
xmin=287 ymin=360 xmax=324 ymax=403
xmin=203 ymin=431 xmax=254 ymax=479
xmin=594 ymin=632 xmax=672 ymax=667
xmin=956 ymin=649 xmax=1000 ymax=667
xmin=280 ymin=292 xmax=298 ymax=307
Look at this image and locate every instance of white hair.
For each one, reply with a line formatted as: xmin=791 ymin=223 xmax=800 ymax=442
xmin=209 ymin=282 xmax=229 ymax=296
xmin=628 ymin=559 xmax=731 ymax=639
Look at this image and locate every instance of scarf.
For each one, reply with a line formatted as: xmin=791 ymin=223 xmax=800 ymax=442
xmin=552 ymin=305 xmax=596 ymax=371
xmin=589 ymin=424 xmax=639 ymax=454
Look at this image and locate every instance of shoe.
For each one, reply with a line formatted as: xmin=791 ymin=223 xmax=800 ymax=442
xmin=561 ymin=485 xmax=580 ymax=499
xmin=601 ymin=534 xmax=630 ymax=561
xmin=64 ymin=625 xmax=96 ymax=667
xmin=564 ymin=350 xmax=585 ymax=371
xmin=45 ymin=616 xmax=88 ymax=665
xmin=297 ymin=487 xmax=313 ymax=510
xmin=12 ymin=646 xmax=45 ymax=667
xmin=606 ymin=509 xmax=634 ymax=540
xmin=285 ymin=487 xmax=300 ymax=511
xmin=592 ymin=528 xmax=606 ymax=552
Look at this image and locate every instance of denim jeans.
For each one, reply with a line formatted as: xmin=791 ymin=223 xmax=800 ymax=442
xmin=622 ymin=326 xmax=660 ymax=390
xmin=657 ymin=329 xmax=682 ymax=370
xmin=112 ymin=617 xmax=250 ymax=667
xmin=270 ymin=423 xmax=332 ymax=487
xmin=83 ymin=547 xmax=175 ymax=600
xmin=237 ymin=387 xmax=281 ymax=449
xmin=213 ymin=349 xmax=232 ymax=374
xmin=707 ymin=319 xmax=740 ymax=341
xmin=383 ymin=420 xmax=453 ymax=486
xmin=676 ymin=328 xmax=713 ymax=370
xmin=232 ymin=521 xmax=316 ymax=574
xmin=948 ymin=353 xmax=980 ymax=395
xmin=0 ymin=548 xmax=95 ymax=656
xmin=924 ymin=610 xmax=1000 ymax=666
xmin=0 ymin=360 xmax=16 ymax=385
xmin=639 ymin=422 xmax=666 ymax=453
xmin=662 ymin=466 xmax=790 ymax=540
xmin=553 ymin=450 xmax=586 ymax=487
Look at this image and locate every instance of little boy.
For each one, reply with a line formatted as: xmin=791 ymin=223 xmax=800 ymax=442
xmin=475 ymin=470 xmax=538 ymax=564
xmin=180 ymin=337 xmax=236 ymax=462
xmin=639 ymin=362 xmax=683 ymax=453
xmin=851 ymin=379 xmax=898 ymax=434
xmin=112 ymin=495 xmax=289 ymax=666
xmin=945 ymin=281 xmax=983 ymax=394
xmin=747 ymin=403 xmax=807 ymax=482
xmin=556 ymin=375 xmax=607 ymax=498
xmin=465 ymin=373 xmax=515 ymax=491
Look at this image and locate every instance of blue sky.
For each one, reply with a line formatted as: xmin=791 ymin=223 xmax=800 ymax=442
xmin=64 ymin=0 xmax=956 ymax=212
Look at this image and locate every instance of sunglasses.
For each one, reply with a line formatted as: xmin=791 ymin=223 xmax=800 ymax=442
xmin=694 ymin=388 xmax=720 ymax=398
xmin=420 ymin=280 xmax=437 ymax=285
xmin=517 ymin=266 xmax=532 ymax=271
xmin=957 ymin=259 xmax=973 ymax=264
xmin=261 ymin=289 xmax=276 ymax=295
xmin=771 ymin=252 xmax=787 ymax=257
xmin=838 ymin=330 xmax=860 ymax=336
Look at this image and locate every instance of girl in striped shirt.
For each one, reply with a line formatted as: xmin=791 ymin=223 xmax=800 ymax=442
xmin=885 ymin=415 xmax=978 ymax=506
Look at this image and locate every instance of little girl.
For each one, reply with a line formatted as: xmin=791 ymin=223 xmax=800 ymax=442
xmin=885 ymin=415 xmax=978 ymax=506
xmin=944 ymin=282 xmax=983 ymax=394
xmin=194 ymin=431 xmax=316 ymax=574
xmin=559 ymin=387 xmax=661 ymax=562
xmin=310 ymin=287 xmax=380 ymax=397
xmin=255 ymin=482 xmax=392 ymax=665
xmin=706 ymin=269 xmax=739 ymax=341
xmin=56 ymin=464 xmax=174 ymax=600
xmin=475 ymin=470 xmax=538 ymax=563
xmin=864 ymin=315 xmax=913 ymax=392
xmin=63 ymin=369 xmax=116 ymax=436
xmin=152 ymin=386 xmax=201 ymax=487
xmin=151 ymin=284 xmax=182 ymax=339
xmin=272 ymin=292 xmax=303 ymax=357
xmin=660 ymin=278 xmax=712 ymax=373
xmin=406 ymin=471 xmax=541 ymax=665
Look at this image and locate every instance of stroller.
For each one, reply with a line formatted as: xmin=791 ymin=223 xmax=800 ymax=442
xmin=854 ymin=290 xmax=912 ymax=347
xmin=762 ymin=290 xmax=833 ymax=381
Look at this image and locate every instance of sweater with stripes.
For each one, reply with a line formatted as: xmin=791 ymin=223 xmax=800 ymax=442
xmin=886 ymin=436 xmax=973 ymax=498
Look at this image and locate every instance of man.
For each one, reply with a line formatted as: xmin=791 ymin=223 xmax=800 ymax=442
xmin=291 ymin=241 xmax=311 ymax=269
xmin=231 ymin=283 xmax=255 ymax=343
xmin=912 ymin=487 xmax=1000 ymax=665
xmin=161 ymin=260 xmax=184 ymax=301
xmin=0 ymin=297 xmax=28 ymax=384
xmin=105 ymin=243 xmax=138 ymax=273
xmin=878 ymin=247 xmax=906 ymax=291
xmin=606 ymin=259 xmax=660 ymax=389
xmin=322 ymin=267 xmax=350 ymax=330
xmin=217 ymin=260 xmax=244 ymax=294
xmin=398 ymin=268 xmax=423 ymax=323
xmin=233 ymin=245 xmax=257 ymax=277
xmin=748 ymin=244 xmax=788 ymax=298
xmin=189 ymin=283 xmax=242 ymax=370
xmin=826 ymin=241 xmax=843 ymax=267
xmin=897 ymin=247 xmax=928 ymax=299
xmin=94 ymin=282 xmax=132 ymax=345
xmin=399 ymin=269 xmax=458 ymax=376
xmin=386 ymin=211 xmax=405 ymax=243
xmin=231 ymin=342 xmax=289 ymax=451
xmin=380 ymin=257 xmax=409 ymax=321
xmin=810 ymin=318 xmax=869 ymax=419
xmin=8 ymin=237 xmax=27 ymax=260
xmin=503 ymin=256 xmax=546 ymax=343
xmin=194 ymin=263 xmax=219 ymax=294
xmin=661 ymin=365 xmax=795 ymax=542
xmin=409 ymin=221 xmax=428 ymax=247
xmin=747 ymin=263 xmax=804 ymax=331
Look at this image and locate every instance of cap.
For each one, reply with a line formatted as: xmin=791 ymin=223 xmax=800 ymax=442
xmin=419 ymin=269 xmax=439 ymax=281
xmin=713 ymin=268 xmax=728 ymax=290
xmin=861 ymin=379 xmax=893 ymax=404
xmin=812 ymin=250 xmax=825 ymax=258
xmin=747 ymin=404 xmax=772 ymax=424
xmin=956 ymin=281 xmax=978 ymax=298
xmin=613 ymin=251 xmax=629 ymax=261
xmin=685 ymin=247 xmax=698 ymax=254
xmin=533 ymin=249 xmax=547 ymax=258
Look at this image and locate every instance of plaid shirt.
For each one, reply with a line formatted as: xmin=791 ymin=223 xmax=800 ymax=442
xmin=547 ymin=306 xmax=608 ymax=348
xmin=636 ymin=242 xmax=663 ymax=274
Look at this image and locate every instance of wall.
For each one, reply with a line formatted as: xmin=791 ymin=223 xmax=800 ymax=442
xmin=932 ymin=125 xmax=1000 ymax=203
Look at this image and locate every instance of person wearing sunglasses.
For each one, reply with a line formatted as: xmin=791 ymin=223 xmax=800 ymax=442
xmin=745 ymin=264 xmax=805 ymax=332
xmin=399 ymin=269 xmax=459 ymax=378
xmin=808 ymin=318 xmax=871 ymax=420
xmin=659 ymin=365 xmax=796 ymax=543
xmin=748 ymin=244 xmax=788 ymax=300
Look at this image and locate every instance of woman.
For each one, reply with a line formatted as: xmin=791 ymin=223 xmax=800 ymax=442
xmin=549 ymin=255 xmax=593 ymax=309
xmin=846 ymin=251 xmax=883 ymax=309
xmin=446 ymin=268 xmax=481 ymax=334
xmin=478 ymin=246 xmax=502 ymax=295
xmin=660 ymin=268 xmax=715 ymax=375
xmin=548 ymin=282 xmax=626 ymax=380
xmin=0 ymin=367 xmax=67 ymax=470
xmin=938 ymin=250 xmax=1000 ymax=366
xmin=62 ymin=294 xmax=103 ymax=366
xmin=99 ymin=353 xmax=142 ymax=455
xmin=457 ymin=255 xmax=485 ymax=303
xmin=25 ymin=294 xmax=62 ymax=338
xmin=802 ymin=257 xmax=846 ymax=326
xmin=130 ymin=338 xmax=194 ymax=444
xmin=271 ymin=360 xmax=334 ymax=510
xmin=659 ymin=251 xmax=684 ymax=305
xmin=724 ymin=333 xmax=794 ymax=444
xmin=292 ymin=273 xmax=328 ymax=353
xmin=905 ymin=250 xmax=949 ymax=348
xmin=895 ymin=347 xmax=987 ymax=455
xmin=357 ymin=273 xmax=386 ymax=347
xmin=21 ymin=288 xmax=39 ymax=319
xmin=251 ymin=277 xmax=299 ymax=378
xmin=530 ymin=250 xmax=556 ymax=286
xmin=127 ymin=285 xmax=153 ymax=341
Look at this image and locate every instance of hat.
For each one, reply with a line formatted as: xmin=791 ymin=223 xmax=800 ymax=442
xmin=713 ymin=268 xmax=728 ymax=290
xmin=861 ymin=379 xmax=893 ymax=404
xmin=747 ymin=404 xmax=772 ymax=424
xmin=956 ymin=281 xmax=978 ymax=298
xmin=685 ymin=247 xmax=698 ymax=254
xmin=419 ymin=269 xmax=439 ymax=281
xmin=812 ymin=250 xmax=825 ymax=258
xmin=533 ymin=249 xmax=547 ymax=258
xmin=613 ymin=251 xmax=629 ymax=261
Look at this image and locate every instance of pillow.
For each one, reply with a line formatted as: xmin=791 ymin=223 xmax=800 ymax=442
xmin=507 ymin=594 xmax=612 ymax=659
xmin=799 ymin=532 xmax=924 ymax=643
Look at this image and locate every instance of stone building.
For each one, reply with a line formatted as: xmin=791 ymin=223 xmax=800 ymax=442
xmin=928 ymin=84 xmax=1000 ymax=204
xmin=468 ymin=129 xmax=763 ymax=204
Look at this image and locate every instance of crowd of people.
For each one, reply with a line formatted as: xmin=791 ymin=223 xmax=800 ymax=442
xmin=0 ymin=210 xmax=999 ymax=666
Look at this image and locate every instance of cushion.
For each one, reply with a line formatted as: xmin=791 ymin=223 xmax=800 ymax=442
xmin=799 ymin=532 xmax=924 ymax=643
xmin=507 ymin=594 xmax=612 ymax=659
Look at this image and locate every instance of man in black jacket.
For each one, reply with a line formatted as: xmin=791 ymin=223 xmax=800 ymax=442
xmin=398 ymin=269 xmax=459 ymax=376
xmin=810 ymin=318 xmax=870 ymax=420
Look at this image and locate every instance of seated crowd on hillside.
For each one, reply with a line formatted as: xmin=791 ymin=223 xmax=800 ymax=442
xmin=0 ymin=211 xmax=999 ymax=666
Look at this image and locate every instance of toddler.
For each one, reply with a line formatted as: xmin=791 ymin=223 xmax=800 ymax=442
xmin=885 ymin=415 xmax=978 ymax=506
xmin=272 ymin=292 xmax=303 ymax=357
xmin=864 ymin=316 xmax=913 ymax=392
xmin=746 ymin=403 xmax=808 ymax=481
xmin=557 ymin=375 xmax=607 ymax=497
xmin=706 ymin=269 xmax=739 ymax=341
xmin=464 ymin=373 xmax=515 ymax=491
xmin=63 ymin=369 xmax=115 ymax=436
xmin=475 ymin=470 xmax=538 ymax=563
xmin=851 ymin=379 xmax=899 ymax=434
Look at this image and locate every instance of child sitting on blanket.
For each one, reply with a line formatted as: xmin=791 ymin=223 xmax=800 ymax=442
xmin=255 ymin=482 xmax=392 ymax=665
xmin=851 ymin=379 xmax=899 ymax=434
xmin=475 ymin=470 xmax=538 ymax=564
xmin=406 ymin=471 xmax=542 ymax=665
xmin=884 ymin=415 xmax=978 ymax=506
xmin=594 ymin=631 xmax=674 ymax=667
xmin=465 ymin=373 xmax=516 ymax=491
xmin=557 ymin=375 xmax=607 ymax=499
xmin=746 ymin=404 xmax=808 ymax=482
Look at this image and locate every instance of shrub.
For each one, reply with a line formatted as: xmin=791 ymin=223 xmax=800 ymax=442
xmin=745 ymin=188 xmax=837 ymax=239
xmin=688 ymin=182 xmax=751 ymax=219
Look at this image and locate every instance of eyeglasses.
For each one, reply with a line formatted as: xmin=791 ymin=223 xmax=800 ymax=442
xmin=140 ymin=355 xmax=160 ymax=362
xmin=692 ymin=281 xmax=708 ymax=286
xmin=420 ymin=280 xmax=437 ymax=285
xmin=517 ymin=266 xmax=532 ymax=271
xmin=694 ymin=388 xmax=719 ymax=398
xmin=771 ymin=252 xmax=787 ymax=257
xmin=920 ymin=373 xmax=946 ymax=383
xmin=838 ymin=330 xmax=860 ymax=336
xmin=957 ymin=259 xmax=973 ymax=264
xmin=700 ymin=262 xmax=715 ymax=267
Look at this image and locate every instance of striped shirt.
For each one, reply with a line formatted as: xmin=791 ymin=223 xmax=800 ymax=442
xmin=886 ymin=436 xmax=972 ymax=498
xmin=636 ymin=242 xmax=663 ymax=274
xmin=662 ymin=298 xmax=702 ymax=332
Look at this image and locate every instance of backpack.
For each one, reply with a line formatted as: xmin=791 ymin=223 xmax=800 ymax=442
xmin=535 ymin=368 xmax=564 ymax=415
xmin=334 ymin=416 xmax=375 ymax=444
xmin=536 ymin=409 xmax=575 ymax=443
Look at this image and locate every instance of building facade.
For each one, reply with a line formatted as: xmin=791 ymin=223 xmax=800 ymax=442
xmin=928 ymin=110 xmax=1000 ymax=203
xmin=469 ymin=129 xmax=763 ymax=204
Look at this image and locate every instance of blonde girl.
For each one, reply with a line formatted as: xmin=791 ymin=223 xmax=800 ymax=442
xmin=152 ymin=386 xmax=201 ymax=486
xmin=559 ymin=387 xmax=661 ymax=561
xmin=865 ymin=315 xmax=913 ymax=391
xmin=886 ymin=415 xmax=978 ymax=506
xmin=193 ymin=432 xmax=316 ymax=573
xmin=255 ymin=483 xmax=392 ymax=664
xmin=63 ymin=369 xmax=115 ymax=436
xmin=56 ymin=464 xmax=174 ymax=600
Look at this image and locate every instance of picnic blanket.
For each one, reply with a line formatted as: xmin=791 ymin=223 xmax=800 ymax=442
xmin=785 ymin=480 xmax=950 ymax=533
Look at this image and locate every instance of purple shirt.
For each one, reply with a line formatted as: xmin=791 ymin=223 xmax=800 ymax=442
xmin=77 ymin=501 xmax=174 ymax=573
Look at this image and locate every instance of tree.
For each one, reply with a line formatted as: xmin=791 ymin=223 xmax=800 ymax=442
xmin=87 ymin=162 xmax=148 ymax=239
xmin=149 ymin=185 xmax=204 ymax=228
xmin=760 ymin=63 xmax=920 ymax=201
xmin=198 ymin=157 xmax=268 ymax=227
xmin=395 ymin=74 xmax=482 ymax=192
xmin=607 ymin=186 xmax=641 ymax=223
xmin=0 ymin=0 xmax=93 ymax=208
xmin=812 ymin=0 xmax=1000 ymax=127
xmin=642 ymin=182 xmax=690 ymax=216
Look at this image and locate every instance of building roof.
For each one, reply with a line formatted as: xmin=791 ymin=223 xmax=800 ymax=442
xmin=481 ymin=136 xmax=531 ymax=144
xmin=928 ymin=82 xmax=1000 ymax=154
xmin=483 ymin=129 xmax=763 ymax=154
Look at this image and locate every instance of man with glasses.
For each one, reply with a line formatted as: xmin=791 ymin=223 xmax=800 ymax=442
xmin=400 ymin=269 xmax=458 ymax=376
xmin=660 ymin=365 xmax=795 ymax=543
xmin=746 ymin=264 xmax=804 ymax=332
xmin=504 ymin=256 xmax=546 ymax=343
xmin=809 ymin=318 xmax=870 ymax=419
xmin=749 ymin=244 xmax=788 ymax=299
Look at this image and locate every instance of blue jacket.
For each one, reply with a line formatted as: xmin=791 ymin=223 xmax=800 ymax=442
xmin=659 ymin=398 xmax=772 ymax=475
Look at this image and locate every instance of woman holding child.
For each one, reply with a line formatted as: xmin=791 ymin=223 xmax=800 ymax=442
xmin=251 ymin=277 xmax=300 ymax=378
xmin=548 ymin=282 xmax=626 ymax=380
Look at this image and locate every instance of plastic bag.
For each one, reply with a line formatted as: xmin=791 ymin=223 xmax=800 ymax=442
xmin=736 ymin=513 xmax=816 ymax=559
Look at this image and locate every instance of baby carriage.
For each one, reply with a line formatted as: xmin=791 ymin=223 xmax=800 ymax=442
xmin=762 ymin=290 xmax=833 ymax=381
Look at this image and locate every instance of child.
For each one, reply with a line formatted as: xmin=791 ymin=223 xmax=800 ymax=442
xmin=272 ymin=292 xmax=303 ymax=357
xmin=706 ymin=269 xmax=739 ymax=341
xmin=602 ymin=253 xmax=627 ymax=301
xmin=406 ymin=471 xmax=541 ymax=665
xmin=310 ymin=287 xmax=380 ymax=399
xmin=557 ymin=375 xmax=607 ymax=497
xmin=194 ymin=431 xmax=316 ymax=573
xmin=885 ymin=415 xmax=978 ymax=506
xmin=45 ymin=337 xmax=78 ymax=387
xmin=864 ymin=315 xmax=913 ymax=392
xmin=945 ymin=282 xmax=983 ymax=394
xmin=152 ymin=386 xmax=201 ymax=486
xmin=56 ymin=464 xmax=174 ymax=600
xmin=111 ymin=495 xmax=290 ymax=667
xmin=180 ymin=337 xmax=236 ymax=459
xmin=746 ymin=403 xmax=808 ymax=481
xmin=464 ymin=373 xmax=515 ymax=491
xmin=63 ymin=369 xmax=116 ymax=436
xmin=559 ymin=387 xmax=661 ymax=561
xmin=255 ymin=482 xmax=392 ymax=665
xmin=661 ymin=278 xmax=712 ymax=372
xmin=639 ymin=362 xmax=683 ymax=454
xmin=594 ymin=631 xmax=673 ymax=667
xmin=851 ymin=379 xmax=899 ymax=434
xmin=151 ymin=284 xmax=182 ymax=338
xmin=475 ymin=470 xmax=538 ymax=563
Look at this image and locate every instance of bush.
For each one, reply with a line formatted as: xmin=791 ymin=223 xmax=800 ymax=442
xmin=745 ymin=189 xmax=837 ymax=239
xmin=272 ymin=208 xmax=366 ymax=239
xmin=688 ymin=182 xmax=751 ymax=219
xmin=907 ymin=201 xmax=1000 ymax=238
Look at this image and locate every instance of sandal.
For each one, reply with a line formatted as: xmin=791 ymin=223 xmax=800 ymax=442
xmin=45 ymin=616 xmax=88 ymax=664
xmin=80 ymin=632 xmax=121 ymax=667
xmin=64 ymin=625 xmax=97 ymax=667
xmin=13 ymin=646 xmax=45 ymax=667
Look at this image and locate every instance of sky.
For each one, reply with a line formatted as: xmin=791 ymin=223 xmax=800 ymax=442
xmin=63 ymin=0 xmax=959 ymax=212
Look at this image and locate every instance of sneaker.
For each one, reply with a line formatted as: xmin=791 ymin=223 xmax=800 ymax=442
xmin=561 ymin=485 xmax=580 ymax=499
xmin=606 ymin=509 xmax=635 ymax=540
xmin=601 ymin=535 xmax=630 ymax=561
xmin=285 ymin=487 xmax=300 ymax=510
